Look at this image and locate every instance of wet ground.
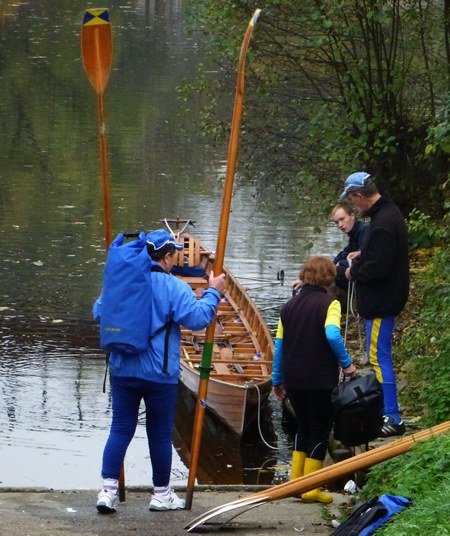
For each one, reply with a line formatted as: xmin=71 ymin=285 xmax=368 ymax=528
xmin=0 ymin=488 xmax=352 ymax=536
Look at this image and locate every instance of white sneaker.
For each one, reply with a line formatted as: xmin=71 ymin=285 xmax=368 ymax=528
xmin=96 ymin=490 xmax=118 ymax=514
xmin=149 ymin=489 xmax=185 ymax=511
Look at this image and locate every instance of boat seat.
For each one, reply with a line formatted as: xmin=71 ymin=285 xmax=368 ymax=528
xmin=213 ymin=362 xmax=230 ymax=375
xmin=174 ymin=236 xmax=203 ymax=267
xmin=179 ymin=276 xmax=208 ymax=290
xmin=213 ymin=344 xmax=230 ymax=375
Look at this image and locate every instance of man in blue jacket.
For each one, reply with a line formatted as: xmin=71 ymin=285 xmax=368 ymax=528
xmin=331 ymin=202 xmax=369 ymax=291
xmin=341 ymin=172 xmax=409 ymax=437
xmin=291 ymin=203 xmax=367 ymax=297
xmin=95 ymin=229 xmax=225 ymax=514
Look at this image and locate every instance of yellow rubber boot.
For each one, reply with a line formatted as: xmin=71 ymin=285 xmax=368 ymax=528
xmin=301 ymin=458 xmax=333 ymax=504
xmin=290 ymin=451 xmax=307 ymax=480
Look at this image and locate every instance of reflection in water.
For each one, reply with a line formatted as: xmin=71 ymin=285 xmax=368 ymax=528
xmin=175 ymin=382 xmax=280 ymax=486
xmin=0 ymin=0 xmax=347 ymax=489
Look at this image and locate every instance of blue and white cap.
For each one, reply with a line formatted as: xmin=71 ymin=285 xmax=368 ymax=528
xmin=146 ymin=229 xmax=184 ymax=250
xmin=339 ymin=172 xmax=371 ymax=200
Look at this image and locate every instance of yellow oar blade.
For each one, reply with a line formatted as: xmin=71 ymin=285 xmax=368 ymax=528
xmin=81 ymin=8 xmax=112 ymax=95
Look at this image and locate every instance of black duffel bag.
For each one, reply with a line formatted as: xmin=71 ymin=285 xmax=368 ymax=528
xmin=331 ymin=373 xmax=384 ymax=447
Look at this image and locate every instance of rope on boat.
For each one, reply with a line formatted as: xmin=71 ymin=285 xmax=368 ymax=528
xmin=163 ymin=218 xmax=193 ymax=238
xmin=232 ymin=274 xmax=282 ymax=283
xmin=247 ymin=383 xmax=296 ymax=483
xmin=255 ymin=457 xmax=292 ymax=486
xmin=247 ymin=382 xmax=281 ymax=451
xmin=243 ymin=281 xmax=285 ymax=292
xmin=257 ymin=303 xmax=285 ymax=312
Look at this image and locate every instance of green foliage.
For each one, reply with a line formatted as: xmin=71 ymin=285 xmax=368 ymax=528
xmin=362 ymin=434 xmax=450 ymax=499
xmin=359 ymin=434 xmax=450 ymax=535
xmin=182 ymin=0 xmax=449 ymax=216
xmin=426 ymin=95 xmax=450 ymax=155
xmin=396 ymin=243 xmax=450 ymax=426
xmin=407 ymin=209 xmax=448 ymax=250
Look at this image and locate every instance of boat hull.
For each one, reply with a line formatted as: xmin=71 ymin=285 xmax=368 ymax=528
xmin=180 ymin=361 xmax=272 ymax=436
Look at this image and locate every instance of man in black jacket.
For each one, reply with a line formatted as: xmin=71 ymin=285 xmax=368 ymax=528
xmin=340 ymin=172 xmax=409 ymax=437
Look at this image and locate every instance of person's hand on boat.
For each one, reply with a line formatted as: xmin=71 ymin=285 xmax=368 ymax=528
xmin=343 ymin=363 xmax=357 ymax=379
xmin=272 ymin=384 xmax=286 ymax=401
xmin=208 ymin=271 xmax=226 ymax=293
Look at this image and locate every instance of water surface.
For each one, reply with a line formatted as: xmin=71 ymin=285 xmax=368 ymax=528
xmin=0 ymin=0 xmax=348 ymax=489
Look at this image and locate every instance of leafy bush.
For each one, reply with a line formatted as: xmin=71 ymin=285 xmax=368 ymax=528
xmin=396 ymin=243 xmax=450 ymax=425
xmin=406 ymin=209 xmax=447 ymax=250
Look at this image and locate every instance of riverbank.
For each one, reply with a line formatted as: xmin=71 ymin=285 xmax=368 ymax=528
xmin=0 ymin=487 xmax=352 ymax=536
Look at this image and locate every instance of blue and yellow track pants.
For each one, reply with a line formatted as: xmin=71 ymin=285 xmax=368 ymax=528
xmin=365 ymin=316 xmax=401 ymax=423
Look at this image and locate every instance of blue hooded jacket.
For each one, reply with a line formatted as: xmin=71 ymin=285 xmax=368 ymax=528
xmin=95 ymin=271 xmax=220 ymax=384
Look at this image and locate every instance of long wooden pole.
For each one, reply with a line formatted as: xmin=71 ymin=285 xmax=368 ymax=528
xmin=185 ymin=421 xmax=450 ymax=531
xmin=185 ymin=8 xmax=261 ymax=511
xmin=81 ymin=7 xmax=124 ymax=501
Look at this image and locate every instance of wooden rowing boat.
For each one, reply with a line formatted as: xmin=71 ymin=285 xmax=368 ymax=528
xmin=167 ymin=219 xmax=274 ymax=437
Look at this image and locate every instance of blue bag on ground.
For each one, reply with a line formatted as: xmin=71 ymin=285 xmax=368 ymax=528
xmin=96 ymin=232 xmax=153 ymax=354
xmin=331 ymin=494 xmax=412 ymax=535
xmin=331 ymin=373 xmax=384 ymax=446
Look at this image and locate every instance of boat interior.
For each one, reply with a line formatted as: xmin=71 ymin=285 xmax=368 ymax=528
xmin=166 ymin=221 xmax=272 ymax=384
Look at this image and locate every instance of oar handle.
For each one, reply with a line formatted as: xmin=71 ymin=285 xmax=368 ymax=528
xmin=97 ymin=94 xmax=113 ymax=249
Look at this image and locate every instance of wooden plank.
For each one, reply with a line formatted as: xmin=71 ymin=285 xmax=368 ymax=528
xmin=220 ymin=347 xmax=233 ymax=360
xmin=185 ymin=358 xmax=273 ymax=365
xmin=178 ymin=276 xmax=208 ymax=288
xmin=211 ymin=373 xmax=270 ymax=380
xmin=193 ymin=238 xmax=201 ymax=265
xmin=213 ymin=362 xmax=231 ymax=374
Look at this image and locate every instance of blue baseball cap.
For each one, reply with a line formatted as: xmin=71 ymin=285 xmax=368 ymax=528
xmin=146 ymin=229 xmax=184 ymax=251
xmin=339 ymin=172 xmax=371 ymax=200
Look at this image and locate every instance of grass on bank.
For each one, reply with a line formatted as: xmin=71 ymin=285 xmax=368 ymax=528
xmin=350 ymin=216 xmax=450 ymax=535
xmin=358 ymin=434 xmax=450 ymax=535
xmin=396 ymin=245 xmax=450 ymax=426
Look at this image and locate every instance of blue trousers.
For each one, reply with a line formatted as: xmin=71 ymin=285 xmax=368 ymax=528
xmin=365 ymin=316 xmax=400 ymax=423
xmin=101 ymin=375 xmax=178 ymax=487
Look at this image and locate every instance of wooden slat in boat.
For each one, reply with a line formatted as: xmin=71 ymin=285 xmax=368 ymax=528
xmin=171 ymin=226 xmax=274 ymax=437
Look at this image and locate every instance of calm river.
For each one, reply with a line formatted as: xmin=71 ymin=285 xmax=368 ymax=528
xmin=0 ymin=0 xmax=347 ymax=490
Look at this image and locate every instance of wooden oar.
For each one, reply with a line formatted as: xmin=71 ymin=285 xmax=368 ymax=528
xmin=185 ymin=8 xmax=261 ymax=510
xmin=185 ymin=421 xmax=450 ymax=531
xmin=82 ymin=7 xmax=126 ymax=502
xmin=81 ymin=7 xmax=113 ymax=250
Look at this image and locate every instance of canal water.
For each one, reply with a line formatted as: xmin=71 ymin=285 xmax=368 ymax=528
xmin=0 ymin=0 xmax=348 ymax=490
